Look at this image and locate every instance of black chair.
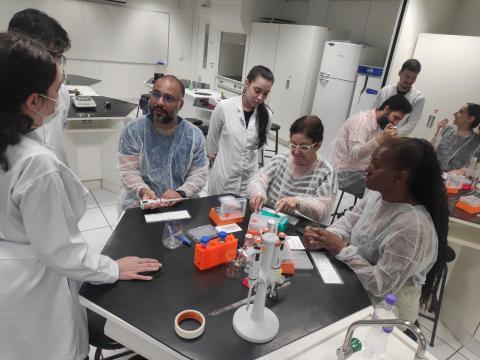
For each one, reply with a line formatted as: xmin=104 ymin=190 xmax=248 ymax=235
xmin=136 ymin=94 xmax=150 ymax=117
xmin=260 ymin=122 xmax=281 ymax=167
xmin=199 ymin=124 xmax=209 ymax=137
xmin=87 ymin=309 xmax=134 ymax=360
xmin=185 ymin=117 xmax=203 ymax=127
xmin=419 ymin=245 xmax=456 ymax=346
xmin=330 ymin=190 xmax=359 ymax=224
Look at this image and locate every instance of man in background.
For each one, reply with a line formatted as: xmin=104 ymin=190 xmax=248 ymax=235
xmin=8 ymin=8 xmax=71 ymax=164
xmin=373 ymin=59 xmax=424 ymax=136
xmin=331 ymin=94 xmax=412 ymax=197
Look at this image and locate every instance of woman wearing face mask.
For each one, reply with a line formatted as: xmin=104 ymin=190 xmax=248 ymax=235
xmin=249 ymin=116 xmax=337 ymax=223
xmin=431 ymin=103 xmax=480 ymax=173
xmin=0 ymin=32 xmax=161 ymax=360
xmin=8 ymin=8 xmax=72 ymax=164
xmin=304 ymin=137 xmax=449 ymax=323
xmin=207 ymin=65 xmax=274 ymax=197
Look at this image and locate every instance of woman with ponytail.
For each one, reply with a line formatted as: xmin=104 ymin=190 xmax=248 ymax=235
xmin=304 ymin=137 xmax=449 ymax=323
xmin=0 ymin=32 xmax=160 ymax=359
xmin=207 ymin=65 xmax=274 ymax=196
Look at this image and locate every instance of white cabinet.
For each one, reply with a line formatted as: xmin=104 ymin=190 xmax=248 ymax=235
xmin=243 ymin=23 xmax=347 ymax=141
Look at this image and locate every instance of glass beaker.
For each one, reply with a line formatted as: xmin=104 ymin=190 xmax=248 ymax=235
xmin=225 ymin=249 xmax=241 ymax=278
xmin=162 ymin=221 xmax=183 ymax=249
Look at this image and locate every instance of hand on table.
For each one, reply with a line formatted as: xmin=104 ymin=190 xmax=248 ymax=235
xmin=116 ymin=256 xmax=162 ymax=280
xmin=250 ymin=194 xmax=265 ymax=212
xmin=275 ymin=197 xmax=300 ymax=214
xmin=303 ymin=226 xmax=346 ymax=254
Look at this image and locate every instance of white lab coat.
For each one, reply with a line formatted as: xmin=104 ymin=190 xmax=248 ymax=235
xmin=206 ymin=95 xmax=272 ymax=197
xmin=0 ymin=132 xmax=118 ymax=360
xmin=32 ymin=82 xmax=70 ymax=164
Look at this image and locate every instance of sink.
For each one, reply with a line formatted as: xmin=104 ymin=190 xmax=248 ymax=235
xmin=258 ymin=307 xmax=438 ymax=360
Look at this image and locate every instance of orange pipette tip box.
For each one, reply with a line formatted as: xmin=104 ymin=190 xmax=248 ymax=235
xmin=455 ymin=195 xmax=480 ymax=214
xmin=194 ymin=233 xmax=238 ymax=271
xmin=208 ymin=207 xmax=244 ymax=225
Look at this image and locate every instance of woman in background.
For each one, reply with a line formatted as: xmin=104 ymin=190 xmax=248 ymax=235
xmin=304 ymin=137 xmax=449 ymax=323
xmin=207 ymin=65 xmax=274 ymax=197
xmin=0 ymin=32 xmax=160 ymax=360
xmin=249 ymin=115 xmax=337 ymax=223
xmin=431 ymin=103 xmax=480 ymax=173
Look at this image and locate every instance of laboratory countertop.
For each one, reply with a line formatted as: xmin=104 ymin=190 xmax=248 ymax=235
xmin=68 ymin=95 xmax=137 ymax=121
xmin=79 ymin=195 xmax=371 ymax=360
xmin=65 ymin=74 xmax=101 ymax=86
xmin=448 ymin=190 xmax=480 ymax=226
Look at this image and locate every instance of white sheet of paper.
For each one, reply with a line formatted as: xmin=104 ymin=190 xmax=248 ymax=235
xmin=310 ymin=252 xmax=344 ymax=284
xmin=144 ymin=210 xmax=191 ymax=223
xmin=287 ymin=236 xmax=305 ymax=250
xmin=215 ymin=223 xmax=242 ymax=233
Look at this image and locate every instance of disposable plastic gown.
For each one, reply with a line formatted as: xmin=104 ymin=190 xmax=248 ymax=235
xmin=249 ymin=153 xmax=337 ymax=223
xmin=118 ymin=115 xmax=207 ymax=209
xmin=329 ymin=190 xmax=438 ymax=321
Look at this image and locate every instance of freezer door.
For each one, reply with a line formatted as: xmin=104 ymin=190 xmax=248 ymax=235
xmin=319 ymin=42 xmax=363 ymax=82
xmin=311 ymin=77 xmax=355 ymax=159
xmin=349 ymin=75 xmax=383 ymax=116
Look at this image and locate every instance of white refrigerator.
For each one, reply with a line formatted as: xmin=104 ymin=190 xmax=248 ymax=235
xmin=349 ymin=65 xmax=384 ymax=116
xmin=311 ymin=41 xmax=384 ymax=159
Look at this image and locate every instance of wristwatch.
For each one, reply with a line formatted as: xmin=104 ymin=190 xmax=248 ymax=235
xmin=176 ymin=189 xmax=187 ymax=198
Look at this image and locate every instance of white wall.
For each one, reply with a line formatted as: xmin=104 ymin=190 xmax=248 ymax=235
xmin=0 ymin=0 xmax=195 ymax=102
xmin=386 ymin=0 xmax=459 ymax=84
xmin=451 ymin=0 xmax=480 ymax=36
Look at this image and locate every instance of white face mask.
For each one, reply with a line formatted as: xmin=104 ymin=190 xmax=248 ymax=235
xmin=36 ymin=93 xmax=60 ymax=126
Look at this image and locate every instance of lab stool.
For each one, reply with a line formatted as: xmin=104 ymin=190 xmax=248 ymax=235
xmin=136 ymin=94 xmax=150 ymax=117
xmin=260 ymin=122 xmax=281 ymax=167
xmin=87 ymin=310 xmax=133 ymax=360
xmin=419 ymin=245 xmax=456 ymax=346
xmin=185 ymin=117 xmax=203 ymax=127
xmin=330 ymin=190 xmax=359 ymax=225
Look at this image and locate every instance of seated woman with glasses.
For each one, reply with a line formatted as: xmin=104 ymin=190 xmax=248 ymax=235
xmin=249 ymin=115 xmax=337 ymax=223
xmin=431 ymin=103 xmax=480 ymax=173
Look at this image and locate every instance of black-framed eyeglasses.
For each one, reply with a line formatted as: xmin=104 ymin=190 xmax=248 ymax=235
xmin=288 ymin=142 xmax=318 ymax=152
xmin=150 ymin=91 xmax=179 ymax=104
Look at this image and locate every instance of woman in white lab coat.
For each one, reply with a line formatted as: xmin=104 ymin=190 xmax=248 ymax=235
xmin=207 ymin=65 xmax=274 ymax=197
xmin=0 ymin=32 xmax=160 ymax=360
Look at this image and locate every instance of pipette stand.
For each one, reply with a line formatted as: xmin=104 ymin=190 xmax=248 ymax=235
xmin=232 ymin=232 xmax=284 ymax=343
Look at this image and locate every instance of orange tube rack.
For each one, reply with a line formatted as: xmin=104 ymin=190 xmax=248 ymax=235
xmin=194 ymin=234 xmax=238 ymax=271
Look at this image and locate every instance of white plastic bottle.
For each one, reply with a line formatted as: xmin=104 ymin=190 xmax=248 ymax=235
xmin=365 ymin=293 xmax=399 ymax=358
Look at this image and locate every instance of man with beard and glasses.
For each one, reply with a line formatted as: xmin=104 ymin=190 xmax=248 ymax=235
xmin=330 ymin=94 xmax=412 ymax=197
xmin=118 ymin=75 xmax=207 ymax=210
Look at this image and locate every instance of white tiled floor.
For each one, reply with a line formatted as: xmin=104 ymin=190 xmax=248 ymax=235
xmin=81 ymin=182 xmax=478 ymax=360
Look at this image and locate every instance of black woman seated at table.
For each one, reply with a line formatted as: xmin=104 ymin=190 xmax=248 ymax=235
xmin=431 ymin=103 xmax=480 ymax=173
xmin=249 ymin=115 xmax=337 ymax=224
xmin=304 ymin=137 xmax=449 ymax=322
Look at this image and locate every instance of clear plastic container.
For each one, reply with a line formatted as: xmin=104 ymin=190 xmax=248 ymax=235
xmin=218 ymin=196 xmax=247 ymax=220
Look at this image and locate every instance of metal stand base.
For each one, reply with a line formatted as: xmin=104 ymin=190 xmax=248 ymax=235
xmin=232 ymin=305 xmax=279 ymax=343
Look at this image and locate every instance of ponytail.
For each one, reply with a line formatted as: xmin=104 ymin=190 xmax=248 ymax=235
xmin=245 ymin=65 xmax=274 ymax=149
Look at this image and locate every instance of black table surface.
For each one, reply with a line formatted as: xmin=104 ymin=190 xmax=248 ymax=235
xmin=448 ymin=190 xmax=480 ymax=225
xmin=68 ymin=96 xmax=137 ymax=119
xmin=80 ymin=196 xmax=370 ymax=360
xmin=65 ymin=74 xmax=101 ymax=86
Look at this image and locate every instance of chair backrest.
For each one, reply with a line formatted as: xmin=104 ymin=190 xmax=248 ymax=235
xmin=138 ymin=94 xmax=150 ymax=116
